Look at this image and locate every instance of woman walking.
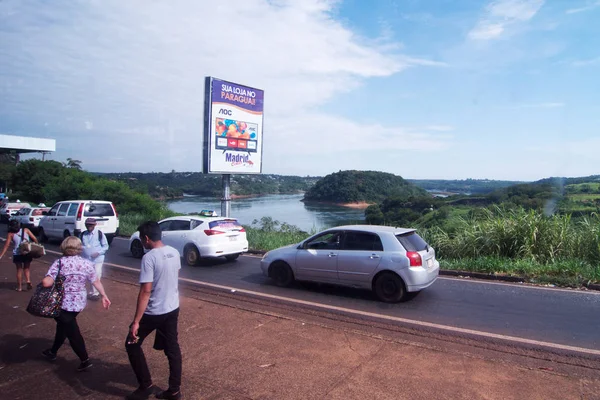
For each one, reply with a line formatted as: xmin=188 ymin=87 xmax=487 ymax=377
xmin=0 ymin=220 xmax=39 ymax=291
xmin=41 ymin=236 xmax=111 ymax=371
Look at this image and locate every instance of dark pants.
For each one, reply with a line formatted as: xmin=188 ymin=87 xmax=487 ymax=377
xmin=51 ymin=310 xmax=89 ymax=361
xmin=125 ymin=308 xmax=182 ymax=393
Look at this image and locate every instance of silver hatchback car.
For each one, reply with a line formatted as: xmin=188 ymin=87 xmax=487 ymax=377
xmin=260 ymin=225 xmax=439 ymax=302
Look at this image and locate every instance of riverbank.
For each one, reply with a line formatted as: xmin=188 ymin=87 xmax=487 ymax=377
xmin=301 ymin=199 xmax=374 ymax=209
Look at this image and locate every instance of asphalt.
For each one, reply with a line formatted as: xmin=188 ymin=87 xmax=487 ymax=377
xmin=1 ymin=256 xmax=599 ymax=400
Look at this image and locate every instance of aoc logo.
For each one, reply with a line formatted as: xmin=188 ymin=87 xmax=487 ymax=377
xmin=225 ymin=153 xmax=254 ymax=167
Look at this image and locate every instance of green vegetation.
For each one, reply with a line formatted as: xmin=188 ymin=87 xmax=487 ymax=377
xmin=303 ymin=170 xmax=427 ymax=204
xmin=7 ymin=160 xmax=176 ymax=230
xmin=245 ymin=217 xmax=314 ymax=251
xmin=407 ymin=178 xmax=523 ymax=194
xmin=98 ymin=171 xmax=317 ymax=199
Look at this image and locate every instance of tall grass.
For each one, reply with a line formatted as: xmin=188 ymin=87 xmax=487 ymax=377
xmin=423 ymin=206 xmax=600 ymax=265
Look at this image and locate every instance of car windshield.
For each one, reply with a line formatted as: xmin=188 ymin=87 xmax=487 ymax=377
xmin=396 ymin=232 xmax=428 ymax=252
xmin=84 ymin=203 xmax=115 ymax=217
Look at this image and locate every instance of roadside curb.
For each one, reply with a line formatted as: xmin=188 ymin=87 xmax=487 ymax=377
xmin=440 ymin=269 xmax=600 ymax=291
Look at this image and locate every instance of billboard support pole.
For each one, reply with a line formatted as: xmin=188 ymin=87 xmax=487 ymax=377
xmin=221 ymin=174 xmax=231 ymax=218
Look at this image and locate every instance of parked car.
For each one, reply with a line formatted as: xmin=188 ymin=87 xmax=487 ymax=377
xmin=38 ymin=200 xmax=119 ymax=244
xmin=9 ymin=206 xmax=50 ymax=231
xmin=1 ymin=202 xmax=32 ymax=222
xmin=260 ymin=225 xmax=439 ymax=303
xmin=128 ymin=216 xmax=248 ymax=265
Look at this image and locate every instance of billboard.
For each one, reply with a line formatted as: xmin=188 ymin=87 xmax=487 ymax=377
xmin=203 ymin=77 xmax=264 ymax=174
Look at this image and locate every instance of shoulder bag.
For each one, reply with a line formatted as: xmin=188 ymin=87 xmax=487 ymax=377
xmin=26 ymin=259 xmax=65 ymax=318
xmin=18 ymin=229 xmax=45 ymax=258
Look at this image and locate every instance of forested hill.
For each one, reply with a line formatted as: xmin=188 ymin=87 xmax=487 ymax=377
xmin=97 ymin=172 xmax=318 ymax=199
xmin=303 ymin=170 xmax=428 ymax=204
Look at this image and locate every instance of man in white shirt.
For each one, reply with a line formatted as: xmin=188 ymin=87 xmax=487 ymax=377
xmin=80 ymin=218 xmax=109 ymax=300
xmin=125 ymin=221 xmax=182 ymax=400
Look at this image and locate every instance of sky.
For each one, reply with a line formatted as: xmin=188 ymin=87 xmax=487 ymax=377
xmin=1 ymin=0 xmax=599 ymax=181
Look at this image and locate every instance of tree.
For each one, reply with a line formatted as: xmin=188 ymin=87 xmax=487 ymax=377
xmin=65 ymin=158 xmax=82 ymax=170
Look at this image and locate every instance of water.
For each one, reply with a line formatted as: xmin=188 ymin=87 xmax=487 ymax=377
xmin=167 ymin=193 xmax=366 ymax=232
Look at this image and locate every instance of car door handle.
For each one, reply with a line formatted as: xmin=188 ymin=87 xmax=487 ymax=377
xmin=328 ymin=253 xmax=337 ymax=257
xmin=369 ymin=254 xmax=380 ymax=259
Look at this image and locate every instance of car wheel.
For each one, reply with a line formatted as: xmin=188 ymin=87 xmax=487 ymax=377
xmin=373 ymin=271 xmax=408 ymax=303
xmin=184 ymin=245 xmax=200 ymax=266
xmin=107 ymin=236 xmax=114 ymax=245
xmin=269 ymin=261 xmax=294 ymax=287
xmin=130 ymin=239 xmax=144 ymax=259
xmin=38 ymin=228 xmax=48 ymax=243
xmin=225 ymin=253 xmax=240 ymax=262
xmin=63 ymin=230 xmax=71 ymax=239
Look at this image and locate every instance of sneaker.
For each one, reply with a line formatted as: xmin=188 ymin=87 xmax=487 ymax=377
xmin=155 ymin=390 xmax=181 ymax=400
xmin=88 ymin=294 xmax=100 ymax=301
xmin=77 ymin=359 xmax=93 ymax=371
xmin=42 ymin=349 xmax=57 ymax=361
xmin=126 ymin=385 xmax=159 ymax=400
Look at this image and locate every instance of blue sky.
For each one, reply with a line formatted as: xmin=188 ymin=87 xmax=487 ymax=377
xmin=1 ymin=0 xmax=599 ymax=180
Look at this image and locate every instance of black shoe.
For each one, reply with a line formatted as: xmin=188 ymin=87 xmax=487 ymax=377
xmin=88 ymin=294 xmax=100 ymax=301
xmin=126 ymin=385 xmax=159 ymax=400
xmin=77 ymin=359 xmax=93 ymax=371
xmin=42 ymin=349 xmax=57 ymax=361
xmin=155 ymin=390 xmax=181 ymax=400
xmin=26 ymin=282 xmax=33 ymax=291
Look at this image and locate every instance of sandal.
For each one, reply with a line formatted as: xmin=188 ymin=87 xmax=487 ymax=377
xmin=14 ymin=287 xmax=22 ymax=292
xmin=27 ymin=282 xmax=33 ymax=290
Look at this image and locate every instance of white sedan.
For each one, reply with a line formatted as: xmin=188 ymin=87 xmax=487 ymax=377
xmin=260 ymin=225 xmax=439 ymax=303
xmin=129 ymin=216 xmax=248 ymax=266
xmin=10 ymin=206 xmax=50 ymax=231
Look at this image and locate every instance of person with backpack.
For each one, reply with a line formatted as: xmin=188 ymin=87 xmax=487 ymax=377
xmin=80 ymin=218 xmax=109 ymax=300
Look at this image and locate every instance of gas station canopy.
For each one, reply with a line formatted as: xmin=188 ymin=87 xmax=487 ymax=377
xmin=0 ymin=134 xmax=56 ymax=154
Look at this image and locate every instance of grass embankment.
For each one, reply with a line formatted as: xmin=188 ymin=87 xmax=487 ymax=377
xmin=422 ymin=207 xmax=600 ymax=287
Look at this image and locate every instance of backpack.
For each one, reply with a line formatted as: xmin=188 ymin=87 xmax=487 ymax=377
xmin=80 ymin=229 xmax=105 ymax=246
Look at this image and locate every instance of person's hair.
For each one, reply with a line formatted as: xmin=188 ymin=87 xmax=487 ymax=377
xmin=60 ymin=236 xmax=83 ymax=256
xmin=138 ymin=221 xmax=162 ymax=242
xmin=8 ymin=220 xmax=20 ymax=233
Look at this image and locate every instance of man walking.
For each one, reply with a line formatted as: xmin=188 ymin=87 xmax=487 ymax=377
xmin=80 ymin=218 xmax=109 ymax=300
xmin=126 ymin=221 xmax=182 ymax=400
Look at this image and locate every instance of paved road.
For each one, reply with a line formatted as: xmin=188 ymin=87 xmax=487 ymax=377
xmin=34 ymin=235 xmax=599 ymax=351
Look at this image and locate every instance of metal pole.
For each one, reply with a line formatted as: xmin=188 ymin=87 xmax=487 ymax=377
xmin=221 ymin=174 xmax=231 ymax=217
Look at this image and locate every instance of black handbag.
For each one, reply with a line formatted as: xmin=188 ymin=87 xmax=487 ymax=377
xmin=26 ymin=260 xmax=65 ymax=318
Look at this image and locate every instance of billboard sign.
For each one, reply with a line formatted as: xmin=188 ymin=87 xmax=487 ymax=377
xmin=203 ymin=77 xmax=264 ymax=174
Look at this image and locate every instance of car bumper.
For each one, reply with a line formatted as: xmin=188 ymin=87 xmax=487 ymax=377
xmin=197 ymin=240 xmax=249 ymax=257
xmin=403 ymin=262 xmax=440 ymax=292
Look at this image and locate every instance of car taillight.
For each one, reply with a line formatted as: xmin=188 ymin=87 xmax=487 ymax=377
xmin=407 ymin=251 xmax=422 ymax=267
xmin=239 ymin=228 xmax=245 ymax=232
xmin=111 ymin=203 xmax=118 ymax=218
xmin=204 ymin=229 xmax=225 ymax=236
xmin=76 ymin=203 xmax=84 ymax=220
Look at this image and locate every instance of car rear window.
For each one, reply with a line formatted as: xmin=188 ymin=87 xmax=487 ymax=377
xmin=84 ymin=203 xmax=115 ymax=217
xmin=208 ymin=219 xmax=243 ymax=231
xmin=396 ymin=232 xmax=428 ymax=252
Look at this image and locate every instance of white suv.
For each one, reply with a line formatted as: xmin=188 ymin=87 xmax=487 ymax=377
xmin=38 ymin=200 xmax=119 ymax=244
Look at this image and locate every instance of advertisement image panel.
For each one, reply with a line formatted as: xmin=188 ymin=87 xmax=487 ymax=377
xmin=204 ymin=77 xmax=264 ymax=174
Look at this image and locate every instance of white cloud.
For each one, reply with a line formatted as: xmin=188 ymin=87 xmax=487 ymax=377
xmin=0 ymin=0 xmax=447 ymax=173
xmin=566 ymin=1 xmax=600 ymax=14
xmin=468 ymin=0 xmax=545 ymax=41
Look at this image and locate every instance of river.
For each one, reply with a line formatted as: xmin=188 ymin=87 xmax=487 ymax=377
xmin=167 ymin=193 xmax=366 ymax=232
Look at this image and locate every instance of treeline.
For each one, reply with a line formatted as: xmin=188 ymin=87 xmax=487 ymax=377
xmin=303 ymin=170 xmax=427 ymax=204
xmin=97 ymin=172 xmax=318 ymax=199
xmin=7 ymin=160 xmax=170 ymax=220
xmin=407 ymin=178 xmax=523 ymax=194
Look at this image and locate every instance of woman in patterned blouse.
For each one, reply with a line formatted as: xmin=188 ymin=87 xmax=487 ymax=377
xmin=40 ymin=236 xmax=111 ymax=371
